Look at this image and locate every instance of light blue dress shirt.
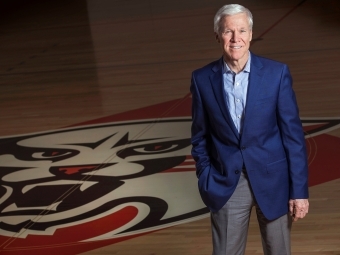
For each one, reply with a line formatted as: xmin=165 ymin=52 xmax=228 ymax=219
xmin=223 ymin=53 xmax=251 ymax=134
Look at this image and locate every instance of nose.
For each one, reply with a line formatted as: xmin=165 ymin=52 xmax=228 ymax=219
xmin=231 ymin=31 xmax=240 ymax=42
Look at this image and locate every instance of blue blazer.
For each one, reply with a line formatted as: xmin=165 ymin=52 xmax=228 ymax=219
xmin=190 ymin=53 xmax=309 ymax=220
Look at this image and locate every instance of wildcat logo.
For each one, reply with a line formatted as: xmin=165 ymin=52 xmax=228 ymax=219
xmin=0 ymin=101 xmax=339 ymax=255
xmin=0 ymin=118 xmax=207 ymax=241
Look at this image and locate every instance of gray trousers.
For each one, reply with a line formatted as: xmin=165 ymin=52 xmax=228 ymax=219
xmin=210 ymin=171 xmax=292 ymax=255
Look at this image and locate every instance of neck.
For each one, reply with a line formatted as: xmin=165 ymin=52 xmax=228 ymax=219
xmin=224 ymin=53 xmax=249 ymax=74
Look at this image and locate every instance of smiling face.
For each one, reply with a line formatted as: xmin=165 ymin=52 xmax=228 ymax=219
xmin=215 ymin=13 xmax=252 ymax=71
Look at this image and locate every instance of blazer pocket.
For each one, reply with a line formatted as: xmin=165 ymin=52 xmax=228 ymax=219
xmin=198 ymin=165 xmax=210 ymax=191
xmin=266 ymin=158 xmax=288 ymax=173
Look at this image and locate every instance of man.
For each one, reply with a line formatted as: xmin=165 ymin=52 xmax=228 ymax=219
xmin=190 ymin=4 xmax=309 ymax=255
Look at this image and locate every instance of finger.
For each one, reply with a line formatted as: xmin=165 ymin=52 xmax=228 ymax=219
xmin=289 ymin=201 xmax=294 ymax=216
xmin=295 ymin=204 xmax=306 ymax=212
xmin=295 ymin=209 xmax=307 ymax=220
xmin=293 ymin=214 xmax=299 ymax=222
xmin=298 ymin=212 xmax=306 ymax=219
xmin=292 ymin=208 xmax=300 ymax=222
xmin=295 ymin=211 xmax=302 ymax=219
xmin=304 ymin=203 xmax=309 ymax=214
xmin=293 ymin=214 xmax=301 ymax=221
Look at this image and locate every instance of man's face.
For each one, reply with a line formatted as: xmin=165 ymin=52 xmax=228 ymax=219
xmin=216 ymin=13 xmax=252 ymax=65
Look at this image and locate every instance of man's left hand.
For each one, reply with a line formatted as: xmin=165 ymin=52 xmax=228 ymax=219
xmin=289 ymin=199 xmax=309 ymax=222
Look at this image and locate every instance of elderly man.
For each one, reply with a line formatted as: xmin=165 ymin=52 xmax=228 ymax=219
xmin=190 ymin=4 xmax=309 ymax=255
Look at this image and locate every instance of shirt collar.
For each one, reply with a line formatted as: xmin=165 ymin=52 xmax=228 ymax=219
xmin=224 ymin=51 xmax=251 ymax=74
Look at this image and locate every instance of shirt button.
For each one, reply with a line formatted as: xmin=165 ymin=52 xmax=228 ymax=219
xmin=236 ymin=99 xmax=240 ymax=103
xmin=236 ymin=82 xmax=240 ymax=86
xmin=237 ymin=115 xmax=241 ymax=119
xmin=235 ymin=170 xmax=240 ymax=174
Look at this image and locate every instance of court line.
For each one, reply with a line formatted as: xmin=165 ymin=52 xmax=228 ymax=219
xmin=0 ymin=0 xmax=310 ymax=250
xmin=252 ymin=0 xmax=307 ymax=43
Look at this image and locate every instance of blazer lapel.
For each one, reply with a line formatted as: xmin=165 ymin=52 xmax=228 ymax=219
xmin=242 ymin=53 xmax=264 ymax=135
xmin=210 ymin=58 xmax=239 ymax=139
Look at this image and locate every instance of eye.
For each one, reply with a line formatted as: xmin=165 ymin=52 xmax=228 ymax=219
xmin=134 ymin=144 xmax=177 ymax=153
xmin=32 ymin=151 xmax=73 ymax=159
xmin=116 ymin=138 xmax=191 ymax=159
xmin=16 ymin=147 xmax=79 ymax=162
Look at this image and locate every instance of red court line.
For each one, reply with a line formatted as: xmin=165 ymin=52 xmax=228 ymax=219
xmin=252 ymin=0 xmax=307 ymax=43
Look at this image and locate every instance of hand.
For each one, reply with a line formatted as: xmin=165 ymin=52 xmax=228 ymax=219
xmin=289 ymin=199 xmax=309 ymax=222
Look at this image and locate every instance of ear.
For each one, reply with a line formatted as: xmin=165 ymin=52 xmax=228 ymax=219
xmin=249 ymin=30 xmax=253 ymax=41
xmin=215 ymin=32 xmax=220 ymax=43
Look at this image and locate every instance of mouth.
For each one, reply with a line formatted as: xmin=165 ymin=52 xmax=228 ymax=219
xmin=230 ymin=46 xmax=242 ymax=49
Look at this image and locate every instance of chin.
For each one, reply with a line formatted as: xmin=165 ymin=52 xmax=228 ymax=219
xmin=229 ymin=52 xmax=247 ymax=61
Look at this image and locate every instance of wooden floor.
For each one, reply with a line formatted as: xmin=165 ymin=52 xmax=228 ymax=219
xmin=0 ymin=0 xmax=339 ymax=254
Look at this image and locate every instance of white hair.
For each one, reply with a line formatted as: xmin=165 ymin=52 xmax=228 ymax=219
xmin=213 ymin=4 xmax=253 ymax=33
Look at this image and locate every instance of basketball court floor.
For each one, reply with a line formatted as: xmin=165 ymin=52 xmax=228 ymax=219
xmin=0 ymin=0 xmax=339 ymax=254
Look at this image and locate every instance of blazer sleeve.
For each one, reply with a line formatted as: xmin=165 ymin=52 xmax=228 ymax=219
xmin=190 ymin=72 xmax=211 ymax=178
xmin=276 ymin=65 xmax=309 ymax=199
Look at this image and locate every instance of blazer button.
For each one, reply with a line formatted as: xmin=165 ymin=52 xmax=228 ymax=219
xmin=241 ymin=146 xmax=246 ymax=150
xmin=235 ymin=170 xmax=240 ymax=174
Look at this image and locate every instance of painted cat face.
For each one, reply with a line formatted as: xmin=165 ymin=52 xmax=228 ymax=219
xmin=0 ymin=118 xmax=206 ymax=239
